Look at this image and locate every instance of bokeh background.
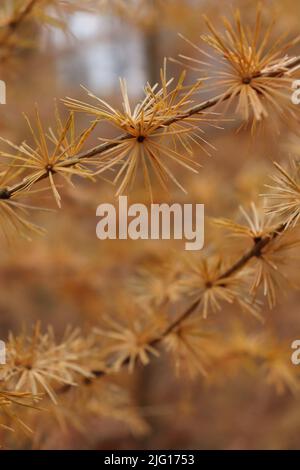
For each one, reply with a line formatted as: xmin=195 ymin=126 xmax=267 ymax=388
xmin=1 ymin=0 xmax=300 ymax=449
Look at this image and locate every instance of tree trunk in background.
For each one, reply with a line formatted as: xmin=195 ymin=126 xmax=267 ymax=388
xmin=144 ymin=15 xmax=161 ymax=85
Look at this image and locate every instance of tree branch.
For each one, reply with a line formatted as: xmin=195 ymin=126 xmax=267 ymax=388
xmin=57 ymin=219 xmax=288 ymax=395
xmin=154 ymin=221 xmax=287 ymax=343
xmin=1 ymin=54 xmax=300 ymax=200
xmin=0 ymin=0 xmax=38 ymax=51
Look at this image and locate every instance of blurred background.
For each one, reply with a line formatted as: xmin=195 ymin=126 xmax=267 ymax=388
xmin=1 ymin=0 xmax=300 ymax=450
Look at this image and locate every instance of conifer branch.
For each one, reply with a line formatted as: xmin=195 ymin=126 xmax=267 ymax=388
xmin=0 ymin=0 xmax=38 ymax=48
xmin=56 ymin=220 xmax=288 ymax=395
xmin=154 ymin=222 xmax=287 ymax=342
xmin=1 ymin=54 xmax=300 ymax=201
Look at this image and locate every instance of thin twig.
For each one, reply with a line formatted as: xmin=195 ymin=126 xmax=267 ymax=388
xmin=153 ymin=221 xmax=287 ymax=343
xmin=0 ymin=0 xmax=38 ymax=53
xmin=1 ymin=54 xmax=300 ymax=200
xmin=57 ymin=219 xmax=287 ymax=395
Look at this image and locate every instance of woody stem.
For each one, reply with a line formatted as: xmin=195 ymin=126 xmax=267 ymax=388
xmin=2 ymin=54 xmax=300 ymax=200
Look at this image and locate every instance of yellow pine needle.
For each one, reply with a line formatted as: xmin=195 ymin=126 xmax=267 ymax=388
xmin=175 ymin=7 xmax=300 ymax=131
xmin=64 ymin=62 xmax=216 ymax=200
